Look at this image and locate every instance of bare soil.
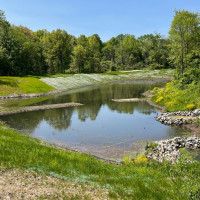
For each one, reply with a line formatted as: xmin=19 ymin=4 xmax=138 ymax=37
xmin=0 ymin=168 xmax=111 ymax=200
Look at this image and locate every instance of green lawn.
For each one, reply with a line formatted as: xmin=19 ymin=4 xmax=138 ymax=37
xmin=0 ymin=76 xmax=55 ymax=95
xmin=0 ymin=122 xmax=199 ymax=199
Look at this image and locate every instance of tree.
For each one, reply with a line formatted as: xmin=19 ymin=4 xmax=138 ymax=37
xmin=116 ymin=35 xmax=140 ymax=69
xmin=102 ymin=37 xmax=119 ymax=63
xmin=87 ymin=35 xmax=101 ymax=72
xmin=71 ymin=44 xmax=86 ymax=73
xmin=169 ymin=10 xmax=200 ymax=77
xmin=0 ymin=10 xmax=12 ymax=75
xmin=138 ymin=33 xmax=171 ymax=69
xmin=42 ymin=29 xmax=72 ymax=74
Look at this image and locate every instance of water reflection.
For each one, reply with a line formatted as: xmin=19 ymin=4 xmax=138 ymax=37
xmin=0 ymin=81 xmax=189 ymax=160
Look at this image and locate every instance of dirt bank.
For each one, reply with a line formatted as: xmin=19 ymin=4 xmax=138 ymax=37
xmin=0 ymin=103 xmax=83 ymax=116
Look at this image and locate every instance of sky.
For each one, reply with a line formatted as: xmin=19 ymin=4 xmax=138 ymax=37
xmin=1 ymin=0 xmax=200 ymax=41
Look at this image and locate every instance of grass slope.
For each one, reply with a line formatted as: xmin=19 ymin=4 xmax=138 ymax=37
xmin=0 ymin=77 xmax=55 ymax=96
xmin=0 ymin=70 xmax=173 ymax=96
xmin=40 ymin=69 xmax=174 ymax=90
xmin=0 ymin=122 xmax=200 ymax=199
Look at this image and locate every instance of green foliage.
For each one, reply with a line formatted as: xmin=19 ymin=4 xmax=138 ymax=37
xmin=152 ymin=11 xmax=200 ymax=112
xmin=0 ymin=9 xmax=175 ymax=76
xmin=138 ymin=33 xmax=171 ymax=69
xmin=145 ymin=142 xmax=158 ymax=154
xmin=71 ymin=44 xmax=86 ymax=73
xmin=169 ymin=10 xmax=200 ymax=80
xmin=42 ymin=29 xmax=73 ymax=74
xmin=152 ymin=80 xmax=200 ymax=111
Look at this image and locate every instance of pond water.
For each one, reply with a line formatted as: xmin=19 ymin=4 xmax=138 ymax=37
xmin=0 ymin=81 xmax=190 ymax=161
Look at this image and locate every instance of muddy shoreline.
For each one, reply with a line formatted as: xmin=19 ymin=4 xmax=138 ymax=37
xmin=112 ymin=98 xmax=165 ymax=112
xmin=0 ymin=103 xmax=83 ymax=116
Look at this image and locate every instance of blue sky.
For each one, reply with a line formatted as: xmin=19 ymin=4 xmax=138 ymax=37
xmin=1 ymin=0 xmax=199 ymax=41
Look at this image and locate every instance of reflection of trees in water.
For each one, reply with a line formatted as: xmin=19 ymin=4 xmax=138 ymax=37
xmin=78 ymin=105 xmax=102 ymax=121
xmin=0 ymin=111 xmax=45 ymax=133
xmin=44 ymin=108 xmax=73 ymax=130
xmin=0 ymin=82 xmax=162 ymax=132
xmin=106 ymin=102 xmax=157 ymax=115
xmin=0 ymin=108 xmax=74 ymax=133
xmin=133 ymin=102 xmax=157 ymax=115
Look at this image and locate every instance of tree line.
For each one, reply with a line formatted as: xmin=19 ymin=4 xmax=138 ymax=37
xmin=0 ymin=9 xmax=199 ymax=79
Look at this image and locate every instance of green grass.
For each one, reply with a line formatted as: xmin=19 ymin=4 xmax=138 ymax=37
xmin=0 ymin=77 xmax=55 ymax=95
xmin=151 ymin=80 xmax=200 ymax=111
xmin=0 ymin=122 xmax=200 ymax=199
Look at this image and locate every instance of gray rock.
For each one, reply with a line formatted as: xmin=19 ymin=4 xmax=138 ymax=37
xmin=146 ymin=136 xmax=200 ymax=164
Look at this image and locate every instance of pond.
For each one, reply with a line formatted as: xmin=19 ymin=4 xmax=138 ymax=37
xmin=0 ymin=81 xmax=190 ymax=161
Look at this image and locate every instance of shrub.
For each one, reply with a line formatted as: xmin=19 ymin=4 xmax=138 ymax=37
xmin=123 ymin=156 xmax=132 ymax=165
xmin=152 ymin=80 xmax=200 ymax=111
xmin=134 ymin=155 xmax=148 ymax=164
xmin=186 ymin=104 xmax=196 ymax=111
xmin=156 ymin=96 xmax=164 ymax=103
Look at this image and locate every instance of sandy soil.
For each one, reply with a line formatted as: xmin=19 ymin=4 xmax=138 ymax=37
xmin=0 ymin=168 xmax=111 ymax=200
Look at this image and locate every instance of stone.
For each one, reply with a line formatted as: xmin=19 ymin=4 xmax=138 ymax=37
xmin=146 ymin=136 xmax=200 ymax=164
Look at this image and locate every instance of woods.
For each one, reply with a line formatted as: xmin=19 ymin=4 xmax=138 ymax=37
xmin=0 ymin=9 xmax=199 ymax=80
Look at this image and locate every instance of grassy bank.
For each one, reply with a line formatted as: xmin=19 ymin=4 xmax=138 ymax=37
xmin=40 ymin=69 xmax=174 ymax=90
xmin=0 ymin=77 xmax=55 ymax=96
xmin=0 ymin=122 xmax=200 ymax=199
xmin=0 ymin=69 xmax=173 ymax=97
xmin=151 ymin=80 xmax=200 ymax=112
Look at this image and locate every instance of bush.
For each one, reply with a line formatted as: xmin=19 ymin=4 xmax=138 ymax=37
xmin=152 ymin=80 xmax=200 ymax=111
xmin=186 ymin=104 xmax=196 ymax=111
xmin=123 ymin=156 xmax=132 ymax=165
xmin=134 ymin=155 xmax=148 ymax=164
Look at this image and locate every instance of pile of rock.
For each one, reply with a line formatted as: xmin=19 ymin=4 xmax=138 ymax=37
xmin=155 ymin=109 xmax=200 ymax=125
xmin=146 ymin=137 xmax=200 ymax=164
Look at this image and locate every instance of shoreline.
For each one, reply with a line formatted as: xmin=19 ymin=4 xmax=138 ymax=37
xmin=0 ymin=103 xmax=83 ymax=116
xmin=0 ymin=76 xmax=171 ymax=100
xmin=111 ymin=98 xmax=165 ymax=112
xmin=111 ymin=97 xmax=200 ymax=136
